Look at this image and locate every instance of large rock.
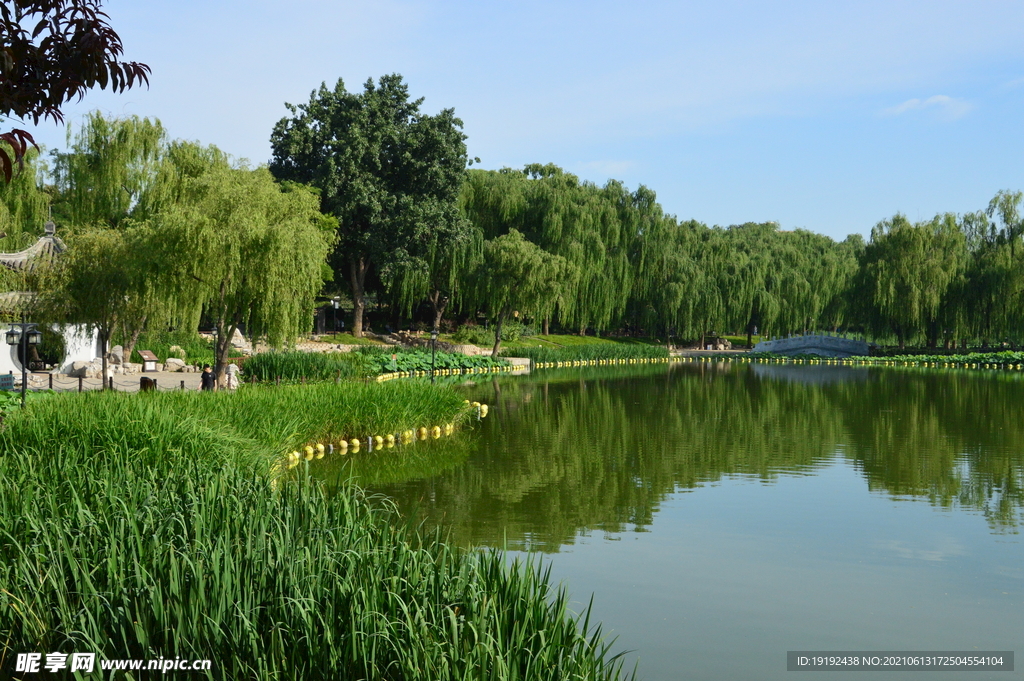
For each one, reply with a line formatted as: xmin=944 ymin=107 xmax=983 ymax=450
xmin=69 ymin=361 xmax=102 ymax=378
xmin=165 ymin=358 xmax=186 ymax=372
xmin=230 ymin=328 xmax=249 ymax=350
xmin=107 ymin=345 xmax=124 ymax=365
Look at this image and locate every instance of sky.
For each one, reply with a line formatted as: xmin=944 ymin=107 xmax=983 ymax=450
xmin=18 ymin=0 xmax=1024 ymax=241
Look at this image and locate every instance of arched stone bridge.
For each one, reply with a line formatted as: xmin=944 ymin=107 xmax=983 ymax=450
xmin=752 ymin=334 xmax=869 ymax=358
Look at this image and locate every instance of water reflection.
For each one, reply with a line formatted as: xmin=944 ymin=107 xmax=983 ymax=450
xmin=342 ymin=363 xmax=1024 ymax=548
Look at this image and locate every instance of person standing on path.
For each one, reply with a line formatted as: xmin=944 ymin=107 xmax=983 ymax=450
xmin=200 ymin=364 xmax=216 ymax=391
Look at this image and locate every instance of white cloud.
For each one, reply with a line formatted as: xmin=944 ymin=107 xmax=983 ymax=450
xmin=882 ymin=95 xmax=973 ymax=120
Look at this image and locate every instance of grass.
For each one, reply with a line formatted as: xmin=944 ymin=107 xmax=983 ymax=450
xmin=721 ymin=334 xmax=766 ymax=348
xmin=0 ymin=385 xmax=632 ymax=680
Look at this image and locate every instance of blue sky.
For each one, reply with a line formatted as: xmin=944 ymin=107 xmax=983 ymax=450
xmin=20 ymin=0 xmax=1024 ymax=241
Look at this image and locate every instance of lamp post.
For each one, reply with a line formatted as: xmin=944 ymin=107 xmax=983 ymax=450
xmin=6 ymin=319 xmax=42 ymax=409
xmin=430 ymin=326 xmax=439 ymax=384
xmin=332 ymin=298 xmax=339 ymax=338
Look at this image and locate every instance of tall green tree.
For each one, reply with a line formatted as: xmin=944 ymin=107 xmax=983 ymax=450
xmin=270 ymin=74 xmax=468 ymax=337
xmin=470 ymin=229 xmax=569 ymax=355
xmin=37 ymin=227 xmax=147 ymax=386
xmin=0 ymin=145 xmax=49 ymax=248
xmin=856 ymin=213 xmax=966 ymax=348
xmin=147 ymin=166 xmax=335 ymax=383
xmin=51 ymin=112 xmax=166 ymax=229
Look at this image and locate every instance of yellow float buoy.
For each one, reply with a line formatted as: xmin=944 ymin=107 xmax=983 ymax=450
xmin=350 ymin=438 xmax=360 ymax=448
xmin=417 ymin=427 xmax=428 ymax=440
xmin=431 ymin=426 xmax=441 ymax=439
xmin=479 ymin=404 xmax=489 ymax=417
xmin=386 ymin=433 xmax=395 ymax=445
xmin=444 ymin=423 xmax=454 ymax=435
xmin=374 ymin=435 xmax=384 ymax=448
xmin=304 ymin=445 xmax=315 ymax=461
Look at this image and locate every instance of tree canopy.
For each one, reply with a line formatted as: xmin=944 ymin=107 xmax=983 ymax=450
xmin=270 ymin=74 xmax=468 ymax=337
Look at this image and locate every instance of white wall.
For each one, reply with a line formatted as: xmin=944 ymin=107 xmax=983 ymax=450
xmin=0 ymin=325 xmax=100 ymax=377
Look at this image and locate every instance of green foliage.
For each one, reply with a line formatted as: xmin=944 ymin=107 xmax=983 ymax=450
xmin=360 ymin=347 xmax=510 ymax=373
xmin=245 ymin=351 xmax=368 ymax=382
xmin=451 ymin=324 xmax=492 ymax=345
xmin=0 ymin=146 xmax=49 ymax=248
xmin=507 ymin=343 xmax=669 ymax=363
xmin=0 ymin=388 xmax=55 ymax=413
xmin=126 ymin=330 xmax=227 ymax=365
xmin=145 ymin=166 xmax=336 ymax=378
xmin=849 ymin=350 xmax=1024 ymax=365
xmin=855 ymin=213 xmax=967 ymax=347
xmin=270 ymin=74 xmax=469 ymax=336
xmin=470 ymin=229 xmax=570 ymax=354
xmin=51 ymin=112 xmax=166 ymax=229
xmin=0 ymin=384 xmax=630 ymax=680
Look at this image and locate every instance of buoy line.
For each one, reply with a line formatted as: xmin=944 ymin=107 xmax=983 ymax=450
xmin=281 ymin=400 xmax=488 ymax=469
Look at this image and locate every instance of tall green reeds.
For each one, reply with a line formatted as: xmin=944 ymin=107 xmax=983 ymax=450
xmin=508 ymin=343 xmax=669 ymax=364
xmin=0 ymin=385 xmax=632 ymax=680
xmin=244 ymin=350 xmax=370 ymax=382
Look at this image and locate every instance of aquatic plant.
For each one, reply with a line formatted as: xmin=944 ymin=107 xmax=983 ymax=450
xmin=508 ymin=343 xmax=669 ymax=364
xmin=244 ymin=350 xmax=370 ymax=382
xmin=0 ymin=385 xmax=632 ymax=680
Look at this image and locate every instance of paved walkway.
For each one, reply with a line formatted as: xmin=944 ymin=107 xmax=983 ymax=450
xmin=25 ymin=371 xmax=214 ymax=393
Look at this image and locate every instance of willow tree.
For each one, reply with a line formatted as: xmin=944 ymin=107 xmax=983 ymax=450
xmin=37 ymin=227 xmax=146 ymax=387
xmin=857 ymin=213 xmax=967 ymax=348
xmin=51 ymin=112 xmax=166 ymax=229
xmin=147 ymin=166 xmax=335 ymax=382
xmin=470 ymin=229 xmax=569 ymax=355
xmin=270 ymin=74 xmax=468 ymax=337
xmin=0 ymin=146 xmax=49 ymax=248
xmin=460 ymin=165 xmax=663 ymax=336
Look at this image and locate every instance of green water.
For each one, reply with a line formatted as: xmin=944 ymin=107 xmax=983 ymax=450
xmin=326 ymin=362 xmax=1024 ymax=680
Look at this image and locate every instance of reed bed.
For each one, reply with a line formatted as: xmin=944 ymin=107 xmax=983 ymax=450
xmin=509 ymin=343 xmax=669 ymax=364
xmin=244 ymin=350 xmax=370 ymax=382
xmin=0 ymin=385 xmax=631 ymax=680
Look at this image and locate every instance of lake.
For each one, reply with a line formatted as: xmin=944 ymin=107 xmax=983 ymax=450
xmin=330 ymin=362 xmax=1024 ymax=680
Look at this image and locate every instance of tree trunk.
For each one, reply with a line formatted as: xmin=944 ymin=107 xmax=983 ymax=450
xmin=543 ymin=318 xmax=549 ymax=335
xmin=123 ymin=314 xmax=147 ymax=363
xmin=349 ymin=255 xmax=369 ymax=338
xmin=99 ymin=329 xmax=109 ymax=390
xmin=491 ymin=317 xmax=503 ymax=356
xmin=429 ymin=289 xmax=448 ymax=332
xmin=214 ymin=307 xmax=245 ymax=389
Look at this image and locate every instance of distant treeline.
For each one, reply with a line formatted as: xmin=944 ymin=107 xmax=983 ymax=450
xmin=7 ymin=105 xmax=1024 ymax=351
xmin=396 ymin=166 xmax=1024 ymax=351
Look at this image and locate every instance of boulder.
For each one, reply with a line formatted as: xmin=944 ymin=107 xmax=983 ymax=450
xmin=165 ymin=358 xmax=186 ymax=372
xmin=230 ymin=328 xmax=250 ymax=349
xmin=69 ymin=361 xmax=103 ymax=378
xmin=122 ymin=362 xmax=142 ymax=374
xmin=108 ymin=345 xmax=124 ymax=365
